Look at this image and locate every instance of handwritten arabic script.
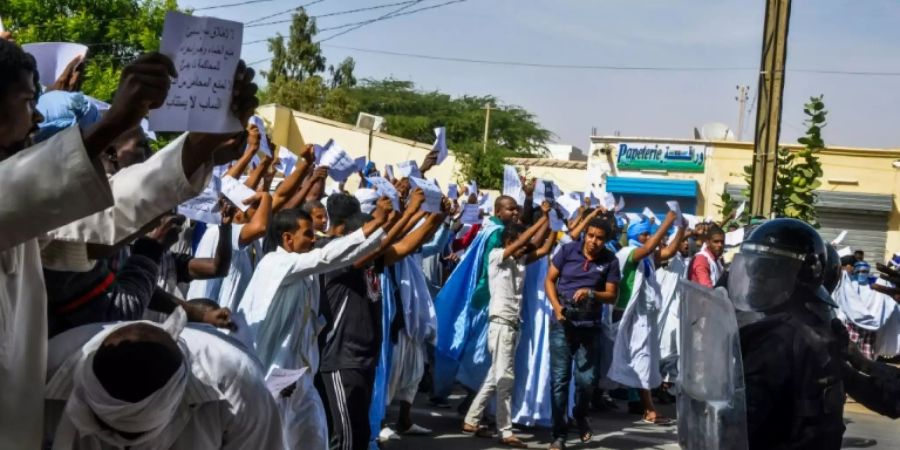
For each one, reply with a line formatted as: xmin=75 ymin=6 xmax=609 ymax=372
xmin=149 ymin=11 xmax=243 ymax=133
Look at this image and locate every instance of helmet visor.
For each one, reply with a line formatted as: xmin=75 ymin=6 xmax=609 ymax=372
xmin=728 ymin=250 xmax=803 ymax=312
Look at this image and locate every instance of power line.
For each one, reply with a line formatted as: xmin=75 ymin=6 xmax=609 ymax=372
xmin=193 ymin=0 xmax=274 ymax=11
xmin=245 ymin=0 xmax=328 ymax=25
xmin=315 ymin=44 xmax=900 ymax=77
xmin=318 ymin=0 xmax=464 ymax=43
xmin=245 ymin=0 xmax=419 ymax=29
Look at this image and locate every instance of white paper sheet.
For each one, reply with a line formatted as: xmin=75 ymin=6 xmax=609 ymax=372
xmin=433 ymin=126 xmax=448 ymax=164
xmin=274 ymin=147 xmax=298 ymax=176
xmin=532 ymin=179 xmax=560 ymax=206
xmin=366 ymin=176 xmax=400 ymax=210
xmin=448 ymin=183 xmax=458 ymax=200
xmin=220 ymin=175 xmax=256 ymax=212
xmin=149 ymin=11 xmax=243 ymax=133
xmin=0 ymin=16 xmax=5 ymax=33
xmin=502 ymin=165 xmax=523 ymax=203
xmin=314 ymin=140 xmax=332 ymax=165
xmin=248 ymin=115 xmax=272 ymax=157
xmin=602 ymin=193 xmax=617 ymax=210
xmin=383 ymin=164 xmax=394 ymax=180
xmin=468 ymin=180 xmax=477 ymax=196
xmin=396 ymin=160 xmax=422 ymax=179
xmin=265 ymin=367 xmax=309 ymax=398
xmin=642 ymin=207 xmax=657 ymax=222
xmin=177 ymin=176 xmax=222 ymax=224
xmin=838 ymin=246 xmax=852 ymax=257
xmin=22 ymin=42 xmax=88 ymax=88
xmin=832 ymin=230 xmax=848 ymax=246
xmin=409 ymin=177 xmax=443 ymax=213
xmin=319 ymin=141 xmax=357 ymax=182
xmin=557 ymin=194 xmax=582 ymax=220
xmin=615 ymin=196 xmax=626 ymax=212
xmin=725 ymin=228 xmax=745 ymax=247
xmin=683 ymin=213 xmax=701 ymax=229
xmin=461 ymin=204 xmax=481 ymax=224
xmin=625 ymin=212 xmax=642 ymax=224
xmin=666 ymin=200 xmax=683 ymax=224
xmin=734 ymin=201 xmax=746 ymax=221
xmin=354 ymin=156 xmax=367 ymax=172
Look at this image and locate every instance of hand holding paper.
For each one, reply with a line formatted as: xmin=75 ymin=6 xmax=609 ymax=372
xmin=432 ymin=126 xmax=448 ymax=164
xmin=642 ymin=207 xmax=656 ymax=222
xmin=666 ymin=200 xmax=683 ymax=225
xmin=410 ymin=177 xmax=443 ymax=213
xmin=221 ymin=175 xmax=257 ymax=212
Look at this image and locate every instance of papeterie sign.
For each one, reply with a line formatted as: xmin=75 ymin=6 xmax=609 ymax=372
xmin=615 ymin=142 xmax=706 ymax=172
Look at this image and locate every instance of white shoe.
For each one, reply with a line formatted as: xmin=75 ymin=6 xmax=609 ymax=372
xmin=378 ymin=427 xmax=401 ymax=442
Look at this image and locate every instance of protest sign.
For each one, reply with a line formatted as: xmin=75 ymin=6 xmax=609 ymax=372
xmin=319 ymin=142 xmax=357 ymax=182
xmin=149 ymin=11 xmax=243 ymax=133
xmin=366 ymin=176 xmax=400 ymax=210
xmin=410 ymin=177 xmax=443 ymax=213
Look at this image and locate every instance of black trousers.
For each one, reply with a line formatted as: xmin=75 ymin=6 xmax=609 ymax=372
xmin=317 ymin=368 xmax=375 ymax=450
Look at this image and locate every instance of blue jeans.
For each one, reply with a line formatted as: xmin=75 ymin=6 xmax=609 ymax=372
xmin=549 ymin=321 xmax=602 ymax=440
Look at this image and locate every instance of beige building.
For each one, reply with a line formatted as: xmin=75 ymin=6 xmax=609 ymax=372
xmin=257 ymin=103 xmax=900 ymax=263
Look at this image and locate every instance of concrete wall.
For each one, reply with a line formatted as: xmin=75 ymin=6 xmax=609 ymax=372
xmin=256 ymin=104 xmax=464 ymax=191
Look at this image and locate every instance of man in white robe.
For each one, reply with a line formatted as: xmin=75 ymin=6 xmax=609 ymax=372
xmin=43 ymin=308 xmax=282 ymax=449
xmin=0 ymin=45 xmax=174 ymax=449
xmin=236 ymin=200 xmax=392 ymax=450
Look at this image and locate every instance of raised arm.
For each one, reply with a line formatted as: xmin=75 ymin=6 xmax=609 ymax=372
xmin=527 ymin=226 xmax=558 ymax=264
xmin=243 ymin=155 xmax=273 ymax=190
xmin=568 ymin=207 xmax=604 ymax=240
xmin=271 ymin=145 xmax=314 ymax=211
xmin=187 ymin=210 xmax=234 ymax=279
xmin=504 ymin=203 xmax=549 ymax=259
xmin=238 ymin=192 xmax=272 ymax=247
xmin=283 ymin=198 xmax=391 ymax=280
xmin=657 ymin=220 xmax=686 ymax=261
xmin=225 ymin=126 xmax=260 ymax=180
xmin=353 ymin=189 xmax=425 ymax=268
xmin=419 ymin=149 xmax=439 ymax=176
xmin=631 ymin=211 xmax=677 ymax=262
xmin=383 ymin=213 xmax=445 ymax=266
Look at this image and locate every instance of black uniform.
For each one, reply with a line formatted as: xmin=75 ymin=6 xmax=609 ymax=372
xmin=739 ymin=293 xmax=846 ymax=450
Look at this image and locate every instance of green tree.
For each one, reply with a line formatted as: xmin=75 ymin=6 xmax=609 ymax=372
xmin=743 ymin=95 xmax=826 ymax=225
xmin=263 ymin=10 xmax=357 ymax=121
xmin=1 ymin=0 xmax=178 ymax=101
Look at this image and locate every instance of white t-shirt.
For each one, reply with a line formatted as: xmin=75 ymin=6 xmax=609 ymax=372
xmin=487 ymin=248 xmax=526 ymax=322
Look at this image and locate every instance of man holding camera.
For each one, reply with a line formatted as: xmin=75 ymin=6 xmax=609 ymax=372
xmin=544 ymin=217 xmax=621 ymax=450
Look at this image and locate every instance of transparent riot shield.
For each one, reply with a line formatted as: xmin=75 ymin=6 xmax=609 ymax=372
xmin=676 ymin=280 xmax=748 ymax=450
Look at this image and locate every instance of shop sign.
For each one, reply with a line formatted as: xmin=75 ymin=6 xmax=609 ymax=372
xmin=615 ymin=142 xmax=706 ymax=173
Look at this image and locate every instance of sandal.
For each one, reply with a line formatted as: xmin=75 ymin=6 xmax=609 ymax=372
xmin=548 ymin=438 xmax=566 ymax=450
xmin=641 ymin=414 xmax=675 ymax=426
xmin=500 ymin=435 xmax=529 ymax=448
xmin=576 ymin=417 xmax=593 ymax=443
xmin=462 ymin=422 xmax=493 ymax=438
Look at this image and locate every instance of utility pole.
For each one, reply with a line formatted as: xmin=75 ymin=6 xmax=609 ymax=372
xmin=482 ymin=102 xmax=494 ymax=153
xmin=735 ymin=85 xmax=750 ymax=141
xmin=749 ymin=0 xmax=791 ymax=218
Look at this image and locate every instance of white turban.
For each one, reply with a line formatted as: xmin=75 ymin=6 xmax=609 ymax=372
xmin=54 ymin=308 xmax=190 ymax=448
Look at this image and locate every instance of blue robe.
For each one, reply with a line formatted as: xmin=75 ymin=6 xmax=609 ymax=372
xmin=432 ymin=220 xmax=503 ymax=397
xmin=511 ymin=257 xmax=554 ymax=427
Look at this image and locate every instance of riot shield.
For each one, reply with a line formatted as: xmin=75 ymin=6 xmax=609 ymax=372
xmin=676 ymin=280 xmax=748 ymax=450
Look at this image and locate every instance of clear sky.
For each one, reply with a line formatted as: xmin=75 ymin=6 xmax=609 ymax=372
xmin=182 ymin=0 xmax=900 ymax=151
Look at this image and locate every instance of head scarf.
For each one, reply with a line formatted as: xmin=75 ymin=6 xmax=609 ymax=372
xmin=626 ymin=220 xmax=654 ymax=248
xmin=58 ymin=308 xmax=189 ymax=448
xmin=34 ymin=90 xmax=101 ymax=143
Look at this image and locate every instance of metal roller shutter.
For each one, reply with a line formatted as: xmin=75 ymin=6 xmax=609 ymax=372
xmin=817 ymin=208 xmax=887 ymax=264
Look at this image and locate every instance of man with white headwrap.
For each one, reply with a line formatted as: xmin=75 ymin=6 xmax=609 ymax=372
xmin=43 ymin=308 xmax=282 ymax=449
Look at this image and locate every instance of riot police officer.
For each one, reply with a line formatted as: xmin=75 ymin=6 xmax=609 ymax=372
xmin=728 ymin=218 xmax=846 ymax=449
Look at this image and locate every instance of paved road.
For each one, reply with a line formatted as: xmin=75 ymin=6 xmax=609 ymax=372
xmin=380 ymin=396 xmax=900 ymax=450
